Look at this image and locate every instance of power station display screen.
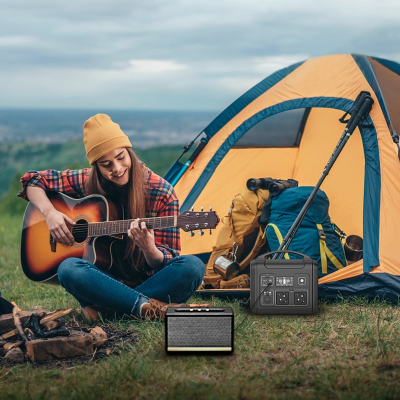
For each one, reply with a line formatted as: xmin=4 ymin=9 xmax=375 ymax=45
xmin=276 ymin=277 xmax=293 ymax=286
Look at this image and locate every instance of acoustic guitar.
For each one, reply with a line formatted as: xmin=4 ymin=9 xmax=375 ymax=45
xmin=20 ymin=192 xmax=219 ymax=284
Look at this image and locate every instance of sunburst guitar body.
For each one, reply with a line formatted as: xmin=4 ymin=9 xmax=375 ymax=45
xmin=21 ymin=192 xmax=219 ymax=284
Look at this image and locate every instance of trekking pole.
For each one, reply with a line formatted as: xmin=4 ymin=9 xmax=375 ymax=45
xmin=274 ymin=91 xmax=374 ymax=259
xmin=170 ymin=138 xmax=208 ymax=186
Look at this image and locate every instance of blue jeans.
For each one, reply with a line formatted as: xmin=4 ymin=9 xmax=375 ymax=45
xmin=58 ymin=255 xmax=205 ymax=318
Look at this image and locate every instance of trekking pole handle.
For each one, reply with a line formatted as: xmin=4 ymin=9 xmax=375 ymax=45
xmin=347 ymin=95 xmax=374 ymax=134
xmin=324 ymin=92 xmax=370 ymax=174
xmin=345 ymin=91 xmax=370 ymax=131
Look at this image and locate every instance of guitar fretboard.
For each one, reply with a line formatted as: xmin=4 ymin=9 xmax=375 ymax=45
xmin=88 ymin=216 xmax=177 ymax=237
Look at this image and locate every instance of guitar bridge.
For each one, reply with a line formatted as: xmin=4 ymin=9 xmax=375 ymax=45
xmin=50 ymin=234 xmax=57 ymax=252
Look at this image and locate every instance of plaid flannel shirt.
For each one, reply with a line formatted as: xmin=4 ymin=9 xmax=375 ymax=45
xmin=18 ymin=166 xmax=181 ymax=284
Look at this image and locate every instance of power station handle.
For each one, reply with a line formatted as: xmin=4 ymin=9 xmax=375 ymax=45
xmin=262 ymin=250 xmax=312 ymax=260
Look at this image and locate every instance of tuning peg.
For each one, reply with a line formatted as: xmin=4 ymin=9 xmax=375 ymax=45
xmin=189 ymin=231 xmax=194 ymax=237
xmin=191 ymin=206 xmax=194 ymax=212
xmin=201 ymin=207 xmax=203 ymax=212
xmin=209 ymin=229 xmax=212 ymax=235
xmin=199 ymin=229 xmax=204 ymax=236
xmin=210 ymin=206 xmax=212 ymax=211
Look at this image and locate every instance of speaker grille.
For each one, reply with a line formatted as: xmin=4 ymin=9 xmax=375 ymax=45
xmin=167 ymin=316 xmax=232 ymax=347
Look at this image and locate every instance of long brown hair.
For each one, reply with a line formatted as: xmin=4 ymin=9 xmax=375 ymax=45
xmin=85 ymin=147 xmax=146 ymax=270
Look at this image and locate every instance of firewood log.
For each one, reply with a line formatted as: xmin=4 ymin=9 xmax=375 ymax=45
xmin=12 ymin=307 xmax=28 ymax=342
xmin=42 ymin=318 xmax=65 ymax=332
xmin=0 ymin=329 xmax=18 ymax=340
xmin=40 ymin=309 xmax=72 ymax=324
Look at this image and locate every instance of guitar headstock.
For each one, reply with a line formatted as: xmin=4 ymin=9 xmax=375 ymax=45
xmin=178 ymin=207 xmax=220 ymax=235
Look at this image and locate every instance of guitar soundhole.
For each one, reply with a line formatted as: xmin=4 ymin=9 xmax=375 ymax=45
xmin=72 ymin=219 xmax=89 ymax=244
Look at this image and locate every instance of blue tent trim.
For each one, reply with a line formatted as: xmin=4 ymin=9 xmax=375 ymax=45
xmin=203 ymin=61 xmax=304 ymax=139
xmin=181 ymin=97 xmax=381 ymax=271
xmin=319 ymin=273 xmax=400 ymax=304
xmin=164 ymin=161 xmax=184 ymax=185
xmin=361 ymin=113 xmax=381 ymax=271
xmin=371 ymin=56 xmax=400 ymax=77
xmin=352 ymin=54 xmax=393 ymax=134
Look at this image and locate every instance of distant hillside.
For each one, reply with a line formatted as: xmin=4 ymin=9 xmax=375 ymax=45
xmin=0 ymin=140 xmax=184 ymax=199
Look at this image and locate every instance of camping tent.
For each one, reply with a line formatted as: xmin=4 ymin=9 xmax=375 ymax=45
xmin=165 ymin=54 xmax=400 ymax=301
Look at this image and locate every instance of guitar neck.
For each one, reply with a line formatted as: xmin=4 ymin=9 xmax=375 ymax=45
xmin=88 ymin=216 xmax=177 ymax=237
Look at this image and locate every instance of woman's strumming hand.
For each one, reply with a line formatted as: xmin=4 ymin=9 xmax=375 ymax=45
xmin=44 ymin=209 xmax=76 ymax=246
xmin=128 ymin=219 xmax=164 ymax=268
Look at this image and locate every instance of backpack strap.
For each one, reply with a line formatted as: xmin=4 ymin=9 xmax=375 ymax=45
xmin=265 ymin=224 xmax=290 ymax=259
xmin=316 ymin=223 xmax=345 ymax=274
xmin=239 ymin=227 xmax=266 ymax=270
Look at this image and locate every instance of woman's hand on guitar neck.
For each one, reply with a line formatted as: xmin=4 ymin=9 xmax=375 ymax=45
xmin=128 ymin=219 xmax=164 ymax=269
xmin=44 ymin=208 xmax=76 ymax=246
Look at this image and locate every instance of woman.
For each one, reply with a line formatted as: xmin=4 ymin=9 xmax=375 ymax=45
xmin=18 ymin=114 xmax=207 ymax=321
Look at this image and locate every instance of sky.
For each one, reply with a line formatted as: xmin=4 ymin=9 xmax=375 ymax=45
xmin=1 ymin=0 xmax=399 ymax=110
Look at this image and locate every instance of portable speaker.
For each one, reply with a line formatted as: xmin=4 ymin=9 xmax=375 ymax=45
xmin=165 ymin=307 xmax=234 ymax=353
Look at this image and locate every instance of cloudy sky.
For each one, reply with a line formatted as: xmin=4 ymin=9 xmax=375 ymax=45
xmin=1 ymin=0 xmax=399 ymax=110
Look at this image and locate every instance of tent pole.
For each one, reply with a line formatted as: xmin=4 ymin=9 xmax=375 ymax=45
xmin=170 ymin=138 xmax=208 ymax=187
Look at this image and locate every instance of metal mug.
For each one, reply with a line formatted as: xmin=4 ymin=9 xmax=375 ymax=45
xmin=344 ymin=235 xmax=363 ymax=263
xmin=213 ymin=242 xmax=240 ymax=281
xmin=213 ymin=255 xmax=240 ymax=281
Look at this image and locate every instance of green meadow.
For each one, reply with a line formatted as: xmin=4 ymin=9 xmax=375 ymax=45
xmin=1 ymin=144 xmax=400 ymax=399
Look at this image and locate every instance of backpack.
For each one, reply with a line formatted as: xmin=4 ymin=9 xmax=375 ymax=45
xmin=205 ymin=187 xmax=270 ymax=288
xmin=266 ymin=186 xmax=347 ymax=278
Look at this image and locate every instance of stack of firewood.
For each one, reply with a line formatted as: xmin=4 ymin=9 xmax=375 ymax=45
xmin=0 ymin=306 xmax=107 ymax=363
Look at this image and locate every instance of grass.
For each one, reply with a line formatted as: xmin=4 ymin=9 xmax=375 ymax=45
xmin=2 ymin=213 xmax=400 ymax=399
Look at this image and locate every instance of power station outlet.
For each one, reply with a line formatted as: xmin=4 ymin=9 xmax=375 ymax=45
xmin=276 ymin=292 xmax=289 ymax=305
xmin=295 ymin=292 xmax=307 ymax=305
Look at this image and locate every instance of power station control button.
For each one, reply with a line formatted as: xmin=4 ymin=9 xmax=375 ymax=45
xmin=298 ymin=277 xmax=306 ymax=285
xmin=261 ymin=276 xmax=274 ymax=286
xmin=261 ymin=290 xmax=273 ymax=305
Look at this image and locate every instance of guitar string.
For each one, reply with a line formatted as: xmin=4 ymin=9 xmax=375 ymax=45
xmin=62 ymin=216 xmax=216 ymax=234
xmin=66 ymin=216 xmax=213 ymax=231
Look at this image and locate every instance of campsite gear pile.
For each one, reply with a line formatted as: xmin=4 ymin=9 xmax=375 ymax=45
xmin=0 ymin=303 xmax=108 ymax=362
xmin=205 ymin=178 xmax=299 ymax=288
xmin=165 ymin=54 xmax=400 ymax=301
xmin=248 ymin=91 xmax=374 ymax=315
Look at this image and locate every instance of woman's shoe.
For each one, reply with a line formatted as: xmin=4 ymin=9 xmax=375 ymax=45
xmin=81 ymin=306 xmax=100 ymax=322
xmin=140 ymin=299 xmax=211 ymax=320
xmin=81 ymin=306 xmax=124 ymax=322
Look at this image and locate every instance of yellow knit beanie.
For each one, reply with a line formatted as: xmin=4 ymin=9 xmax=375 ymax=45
xmin=83 ymin=114 xmax=132 ymax=164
